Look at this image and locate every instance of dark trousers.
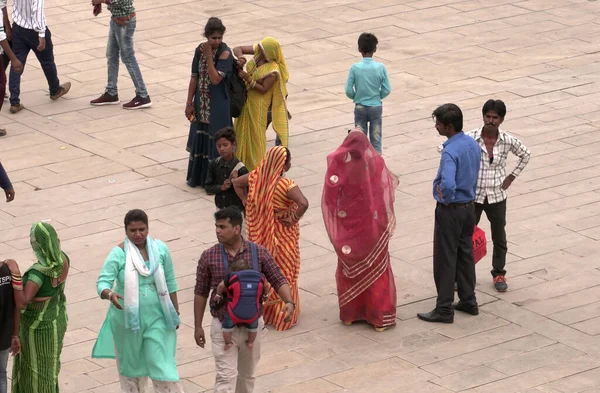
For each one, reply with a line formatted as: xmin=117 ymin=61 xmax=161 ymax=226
xmin=475 ymin=198 xmax=508 ymax=277
xmin=9 ymin=24 xmax=60 ymax=105
xmin=434 ymin=202 xmax=477 ymax=315
xmin=0 ymin=57 xmax=5 ymax=111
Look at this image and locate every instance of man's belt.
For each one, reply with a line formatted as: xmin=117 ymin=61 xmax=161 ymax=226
xmin=112 ymin=12 xmax=136 ymax=25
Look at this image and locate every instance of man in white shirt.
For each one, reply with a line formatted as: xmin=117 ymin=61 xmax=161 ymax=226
xmin=440 ymin=100 xmax=531 ymax=293
xmin=8 ymin=0 xmax=70 ymax=114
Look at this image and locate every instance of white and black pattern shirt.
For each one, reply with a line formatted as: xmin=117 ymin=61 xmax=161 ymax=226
xmin=12 ymin=0 xmax=47 ymax=37
xmin=438 ymin=127 xmax=531 ymax=204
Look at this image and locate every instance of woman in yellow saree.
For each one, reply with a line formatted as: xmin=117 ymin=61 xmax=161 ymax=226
xmin=233 ymin=37 xmax=289 ymax=171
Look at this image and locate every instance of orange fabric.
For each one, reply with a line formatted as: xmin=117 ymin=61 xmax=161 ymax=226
xmin=263 ymin=177 xmax=300 ymax=330
xmin=246 ymin=146 xmax=288 ymax=257
xmin=246 ymin=147 xmax=300 ymax=331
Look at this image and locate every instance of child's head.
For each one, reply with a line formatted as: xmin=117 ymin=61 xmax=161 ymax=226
xmin=215 ymin=127 xmax=236 ymax=160
xmin=358 ymin=33 xmax=378 ymax=56
xmin=229 ymin=259 xmax=249 ymax=273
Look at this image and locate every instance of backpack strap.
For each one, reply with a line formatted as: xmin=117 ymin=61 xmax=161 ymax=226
xmin=222 ymin=241 xmax=258 ymax=272
xmin=250 ymin=242 xmax=259 ymax=271
xmin=221 ymin=244 xmax=229 ymax=272
xmin=214 ymin=42 xmax=227 ymax=67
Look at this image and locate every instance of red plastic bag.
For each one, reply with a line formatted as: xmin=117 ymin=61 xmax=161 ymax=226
xmin=472 ymin=226 xmax=487 ymax=264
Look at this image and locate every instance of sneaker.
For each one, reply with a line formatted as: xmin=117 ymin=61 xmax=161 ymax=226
xmin=90 ymin=93 xmax=120 ymax=106
xmin=123 ymin=95 xmax=152 ymax=110
xmin=494 ymin=275 xmax=508 ymax=292
xmin=9 ymin=103 xmax=24 ymax=114
xmin=50 ymin=82 xmax=71 ymax=100
xmin=0 ymin=128 xmax=6 ymax=136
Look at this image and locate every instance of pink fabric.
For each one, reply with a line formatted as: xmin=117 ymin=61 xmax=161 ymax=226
xmin=321 ymin=130 xmax=399 ymax=328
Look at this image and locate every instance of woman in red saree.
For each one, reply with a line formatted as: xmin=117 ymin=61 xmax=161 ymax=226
xmin=322 ymin=130 xmax=398 ymax=331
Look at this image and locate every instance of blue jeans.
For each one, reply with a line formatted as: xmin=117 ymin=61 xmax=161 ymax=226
xmin=106 ymin=18 xmax=148 ymax=98
xmin=0 ymin=348 xmax=9 ymax=393
xmin=222 ymin=313 xmax=259 ymax=333
xmin=354 ymin=104 xmax=383 ymax=154
xmin=9 ymin=24 xmax=61 ymax=105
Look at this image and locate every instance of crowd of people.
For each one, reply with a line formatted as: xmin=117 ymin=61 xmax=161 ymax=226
xmin=0 ymin=2 xmax=536 ymax=392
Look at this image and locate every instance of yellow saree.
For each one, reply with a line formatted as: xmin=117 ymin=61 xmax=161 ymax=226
xmin=234 ymin=37 xmax=289 ymax=171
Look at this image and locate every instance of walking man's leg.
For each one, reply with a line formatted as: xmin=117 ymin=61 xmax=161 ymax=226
xmin=8 ymin=24 xmax=29 ymax=110
xmin=235 ymin=318 xmax=263 ymax=393
xmin=31 ymin=28 xmax=61 ymax=96
xmin=117 ymin=18 xmax=151 ymax=109
xmin=211 ymin=317 xmax=238 ymax=393
xmin=91 ymin=20 xmax=120 ymax=105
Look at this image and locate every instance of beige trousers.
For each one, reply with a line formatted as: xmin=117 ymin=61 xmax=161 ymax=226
xmin=210 ymin=317 xmax=264 ymax=393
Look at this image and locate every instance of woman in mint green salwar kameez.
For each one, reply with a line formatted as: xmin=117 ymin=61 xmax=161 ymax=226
xmin=92 ymin=209 xmax=184 ymax=393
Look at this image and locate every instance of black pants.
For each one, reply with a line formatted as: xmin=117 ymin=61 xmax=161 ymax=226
xmin=434 ymin=202 xmax=477 ymax=315
xmin=9 ymin=24 xmax=60 ymax=105
xmin=475 ymin=198 xmax=508 ymax=277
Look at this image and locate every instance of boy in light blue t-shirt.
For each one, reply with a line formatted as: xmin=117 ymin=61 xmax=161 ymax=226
xmin=345 ymin=33 xmax=391 ymax=154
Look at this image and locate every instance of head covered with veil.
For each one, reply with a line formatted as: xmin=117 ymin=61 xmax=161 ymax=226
xmin=321 ymin=129 xmax=399 ymax=269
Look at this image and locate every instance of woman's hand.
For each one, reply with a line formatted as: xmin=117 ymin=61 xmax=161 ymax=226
xmin=185 ymin=104 xmax=195 ymax=121
xmin=237 ymin=56 xmax=247 ymax=68
xmin=279 ymin=216 xmax=295 ymax=227
xmin=238 ymin=69 xmax=248 ymax=80
xmin=10 ymin=336 xmax=20 ymax=356
xmin=200 ymin=42 xmax=213 ymax=58
xmin=109 ymin=292 xmax=124 ymax=310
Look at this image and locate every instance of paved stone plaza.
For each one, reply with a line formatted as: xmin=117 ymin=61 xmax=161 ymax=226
xmin=4 ymin=0 xmax=600 ymax=391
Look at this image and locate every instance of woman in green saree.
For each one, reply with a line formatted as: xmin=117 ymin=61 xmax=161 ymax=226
xmin=11 ymin=222 xmax=70 ymax=393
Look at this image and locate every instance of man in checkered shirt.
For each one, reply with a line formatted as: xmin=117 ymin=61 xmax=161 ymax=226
xmin=439 ymin=99 xmax=531 ymax=292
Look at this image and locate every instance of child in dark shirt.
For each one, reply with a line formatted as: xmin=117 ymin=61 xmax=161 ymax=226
xmin=205 ymin=127 xmax=249 ymax=216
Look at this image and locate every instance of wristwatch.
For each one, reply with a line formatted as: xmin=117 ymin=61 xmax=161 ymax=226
xmin=285 ymin=301 xmax=296 ymax=309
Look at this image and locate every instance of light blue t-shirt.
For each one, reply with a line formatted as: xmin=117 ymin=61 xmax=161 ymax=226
xmin=345 ymin=57 xmax=391 ymax=107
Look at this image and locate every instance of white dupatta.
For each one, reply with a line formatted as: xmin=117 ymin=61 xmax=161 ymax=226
xmin=124 ymin=236 xmax=180 ymax=331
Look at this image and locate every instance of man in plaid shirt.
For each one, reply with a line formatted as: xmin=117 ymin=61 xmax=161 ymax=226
xmin=439 ymin=99 xmax=531 ymax=292
xmin=194 ymin=207 xmax=294 ymax=393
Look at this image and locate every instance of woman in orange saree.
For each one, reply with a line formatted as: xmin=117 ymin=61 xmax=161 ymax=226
xmin=322 ymin=130 xmax=399 ymax=331
xmin=233 ymin=146 xmax=309 ymax=330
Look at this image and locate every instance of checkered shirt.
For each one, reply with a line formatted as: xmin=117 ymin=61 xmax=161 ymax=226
xmin=194 ymin=240 xmax=288 ymax=321
xmin=438 ymin=128 xmax=531 ymax=204
xmin=107 ymin=0 xmax=135 ymax=18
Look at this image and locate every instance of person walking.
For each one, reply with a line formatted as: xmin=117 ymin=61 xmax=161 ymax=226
xmin=92 ymin=209 xmax=184 ymax=393
xmin=194 ymin=207 xmax=295 ymax=393
xmin=8 ymin=0 xmax=70 ymax=114
xmin=90 ymin=0 xmax=151 ymax=109
xmin=418 ymin=103 xmax=480 ymax=324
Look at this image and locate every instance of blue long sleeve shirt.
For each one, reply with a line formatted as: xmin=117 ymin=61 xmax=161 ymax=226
xmin=345 ymin=58 xmax=391 ymax=106
xmin=433 ymin=132 xmax=480 ymax=204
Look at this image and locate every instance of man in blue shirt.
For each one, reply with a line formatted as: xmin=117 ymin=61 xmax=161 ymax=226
xmin=418 ymin=103 xmax=481 ymax=324
xmin=345 ymin=33 xmax=391 ymax=154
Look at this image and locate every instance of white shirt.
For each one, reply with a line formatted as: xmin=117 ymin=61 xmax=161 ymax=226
xmin=12 ymin=0 xmax=46 ymax=37
xmin=438 ymin=127 xmax=531 ymax=204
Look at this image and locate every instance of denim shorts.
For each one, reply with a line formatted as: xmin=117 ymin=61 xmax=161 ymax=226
xmin=222 ymin=313 xmax=259 ymax=333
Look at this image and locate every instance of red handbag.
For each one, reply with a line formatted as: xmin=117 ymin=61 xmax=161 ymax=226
xmin=472 ymin=226 xmax=487 ymax=264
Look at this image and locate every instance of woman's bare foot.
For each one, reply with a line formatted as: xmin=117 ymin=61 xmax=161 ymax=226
xmin=343 ymin=321 xmax=352 ymax=326
xmin=246 ymin=341 xmax=254 ymax=349
xmin=224 ymin=342 xmax=233 ymax=350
